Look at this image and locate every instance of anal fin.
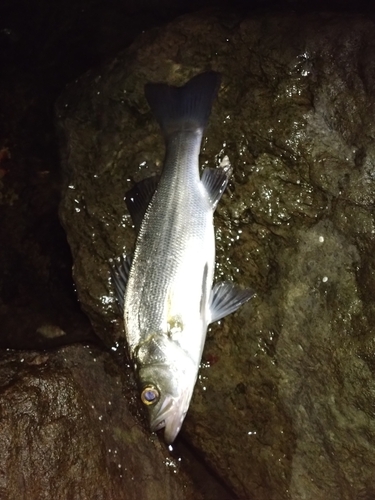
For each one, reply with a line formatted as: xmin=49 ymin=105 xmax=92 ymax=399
xmin=201 ymin=167 xmax=230 ymax=210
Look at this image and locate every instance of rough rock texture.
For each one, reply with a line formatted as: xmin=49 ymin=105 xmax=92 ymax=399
xmin=0 ymin=346 xmax=232 ymax=500
xmin=56 ymin=11 xmax=375 ymax=500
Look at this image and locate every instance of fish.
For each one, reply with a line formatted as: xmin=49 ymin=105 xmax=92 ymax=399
xmin=113 ymin=71 xmax=253 ymax=443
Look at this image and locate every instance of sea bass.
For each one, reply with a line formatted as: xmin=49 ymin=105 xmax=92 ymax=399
xmin=113 ymin=71 xmax=253 ymax=443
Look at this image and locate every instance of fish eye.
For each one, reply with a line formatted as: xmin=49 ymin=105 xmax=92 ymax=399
xmin=141 ymin=385 xmax=160 ymax=405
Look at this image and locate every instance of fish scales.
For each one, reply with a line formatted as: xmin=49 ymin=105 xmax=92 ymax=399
xmin=113 ymin=71 xmax=253 ymax=443
xmin=126 ymin=131 xmax=212 ymax=344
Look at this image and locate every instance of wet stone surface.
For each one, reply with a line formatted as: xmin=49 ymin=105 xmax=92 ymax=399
xmin=0 ymin=345 xmax=233 ymax=500
xmin=56 ymin=11 xmax=375 ymax=500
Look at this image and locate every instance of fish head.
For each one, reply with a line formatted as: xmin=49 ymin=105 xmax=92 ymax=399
xmin=136 ymin=339 xmax=197 ymax=443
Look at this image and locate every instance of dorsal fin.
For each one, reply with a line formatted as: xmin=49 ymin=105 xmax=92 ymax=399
xmin=111 ymin=254 xmax=132 ymax=312
xmin=125 ymin=175 xmax=159 ymax=233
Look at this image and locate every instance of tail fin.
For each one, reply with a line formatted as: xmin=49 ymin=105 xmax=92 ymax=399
xmin=144 ymin=71 xmax=221 ymax=138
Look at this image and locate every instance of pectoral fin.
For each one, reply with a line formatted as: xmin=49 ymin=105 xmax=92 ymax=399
xmin=201 ymin=167 xmax=230 ymax=210
xmin=125 ymin=176 xmax=159 ymax=232
xmin=111 ymin=254 xmax=132 ymax=312
xmin=209 ymin=282 xmax=254 ymax=324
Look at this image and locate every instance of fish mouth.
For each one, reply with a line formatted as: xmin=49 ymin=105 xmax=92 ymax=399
xmin=150 ymin=391 xmax=191 ymax=444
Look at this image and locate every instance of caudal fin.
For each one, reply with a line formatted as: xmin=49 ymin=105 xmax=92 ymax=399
xmin=144 ymin=71 xmax=221 ymax=138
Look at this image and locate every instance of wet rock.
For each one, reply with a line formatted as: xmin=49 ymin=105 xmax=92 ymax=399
xmin=57 ymin=11 xmax=375 ymax=500
xmin=0 ymin=345 xmax=230 ymax=500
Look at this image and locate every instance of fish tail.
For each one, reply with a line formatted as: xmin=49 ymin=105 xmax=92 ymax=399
xmin=144 ymin=71 xmax=221 ymax=138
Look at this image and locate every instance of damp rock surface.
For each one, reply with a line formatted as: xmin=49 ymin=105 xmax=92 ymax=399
xmin=57 ymin=11 xmax=375 ymax=500
xmin=0 ymin=345 xmax=231 ymax=500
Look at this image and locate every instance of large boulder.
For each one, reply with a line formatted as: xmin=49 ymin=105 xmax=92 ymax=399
xmin=0 ymin=345 xmax=230 ymax=499
xmin=56 ymin=12 xmax=375 ymax=499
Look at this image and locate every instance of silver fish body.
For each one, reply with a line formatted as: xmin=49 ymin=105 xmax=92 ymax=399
xmin=114 ymin=72 xmax=253 ymax=443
